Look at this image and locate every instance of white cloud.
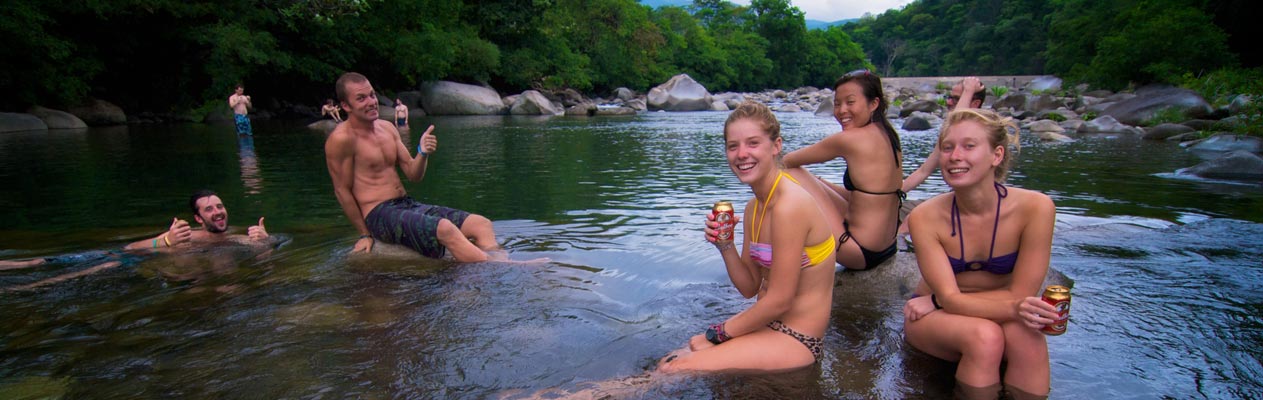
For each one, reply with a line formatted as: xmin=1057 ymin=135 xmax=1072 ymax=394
xmin=728 ymin=0 xmax=915 ymax=22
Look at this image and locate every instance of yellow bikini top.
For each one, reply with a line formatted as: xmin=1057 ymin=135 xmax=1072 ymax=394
xmin=750 ymin=172 xmax=836 ymax=267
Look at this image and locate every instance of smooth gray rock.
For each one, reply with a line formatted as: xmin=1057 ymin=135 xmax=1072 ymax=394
xmin=1028 ymin=119 xmax=1066 ymax=133
xmin=27 ymin=106 xmax=87 ymax=129
xmin=777 ymin=104 xmax=802 ymax=113
xmin=307 ymin=119 xmax=338 ymax=132
xmin=1185 ymin=134 xmax=1262 ymax=153
xmin=1142 ymin=123 xmax=1195 ymax=140
xmin=1102 ymin=85 xmax=1212 ymax=126
xmin=647 ymin=74 xmax=714 ymax=111
xmin=1177 ymin=150 xmax=1263 ymax=181
xmin=1080 ymin=115 xmax=1142 ymax=134
xmin=625 ymin=98 xmax=647 ymax=112
xmin=68 ymin=98 xmax=127 ymax=126
xmin=710 ymin=101 xmax=730 ymax=111
xmin=902 ymin=114 xmax=933 ymax=131
xmin=613 ymin=87 xmax=636 ymax=102
xmin=899 ymin=100 xmax=941 ymax=117
xmin=1228 ymin=94 xmax=1253 ymax=115
xmin=992 ymin=92 xmax=1027 ymax=111
xmin=565 ymin=103 xmax=597 ymax=117
xmin=0 ymin=112 xmax=48 ymax=133
xmin=418 ymin=81 xmax=507 ymax=115
xmin=815 ymin=97 xmax=834 ymax=116
xmin=510 ymin=90 xmax=564 ymax=115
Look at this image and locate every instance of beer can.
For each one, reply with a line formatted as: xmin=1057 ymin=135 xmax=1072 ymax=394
xmin=1040 ymin=285 xmax=1071 ymax=335
xmin=711 ymin=201 xmax=735 ymax=245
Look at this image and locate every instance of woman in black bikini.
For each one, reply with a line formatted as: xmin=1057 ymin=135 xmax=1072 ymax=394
xmin=784 ymin=70 xmax=903 ymax=270
xmin=903 ymin=109 xmax=1059 ymax=400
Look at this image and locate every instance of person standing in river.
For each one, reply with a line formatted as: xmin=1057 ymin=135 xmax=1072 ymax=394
xmin=903 ymin=109 xmax=1057 ymax=400
xmin=324 ymin=72 xmax=502 ymax=262
xmin=229 ymin=84 xmax=253 ymax=135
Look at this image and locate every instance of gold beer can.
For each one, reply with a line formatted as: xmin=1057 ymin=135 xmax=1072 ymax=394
xmin=712 ymin=201 xmax=735 ymax=245
xmin=1041 ymin=285 xmax=1071 ymax=335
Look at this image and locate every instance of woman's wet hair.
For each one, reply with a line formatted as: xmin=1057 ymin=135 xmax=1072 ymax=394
xmin=939 ymin=109 xmax=1021 ymax=181
xmin=723 ymin=101 xmax=784 ymax=164
xmin=835 ymin=70 xmax=900 ymax=155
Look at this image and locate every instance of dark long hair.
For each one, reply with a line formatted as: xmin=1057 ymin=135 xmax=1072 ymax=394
xmin=835 ymin=70 xmax=900 ymax=155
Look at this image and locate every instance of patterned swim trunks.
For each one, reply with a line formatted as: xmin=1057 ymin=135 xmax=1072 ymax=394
xmin=234 ymin=114 xmax=253 ymax=135
xmin=364 ymin=197 xmax=472 ymax=259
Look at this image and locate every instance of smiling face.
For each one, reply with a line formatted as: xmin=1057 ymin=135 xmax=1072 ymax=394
xmin=833 ymin=81 xmax=878 ymax=130
xmin=938 ymin=119 xmax=1004 ymax=188
xmin=340 ymin=80 xmax=379 ymax=122
xmin=193 ymin=195 xmax=229 ymax=234
xmin=725 ymin=118 xmax=782 ymax=184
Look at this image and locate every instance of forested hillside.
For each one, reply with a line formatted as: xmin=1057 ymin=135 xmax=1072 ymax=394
xmin=1 ymin=0 xmax=1256 ymax=117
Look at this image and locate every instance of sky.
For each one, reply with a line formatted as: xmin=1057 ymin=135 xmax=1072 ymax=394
xmin=727 ymin=0 xmax=916 ymax=22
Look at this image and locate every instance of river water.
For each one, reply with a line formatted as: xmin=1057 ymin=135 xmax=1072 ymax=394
xmin=0 ymin=112 xmax=1260 ymax=399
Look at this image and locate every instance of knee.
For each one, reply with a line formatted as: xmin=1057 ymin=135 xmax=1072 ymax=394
xmin=964 ymin=322 xmax=1006 ymax=364
xmin=435 ymin=219 xmax=464 ymax=244
xmin=462 ymin=214 xmax=494 ymax=233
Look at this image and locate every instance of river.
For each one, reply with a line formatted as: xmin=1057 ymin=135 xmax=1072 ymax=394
xmin=0 ymin=112 xmax=1260 ymax=399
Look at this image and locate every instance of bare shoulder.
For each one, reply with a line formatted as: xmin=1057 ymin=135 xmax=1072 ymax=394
xmin=908 ymin=192 xmax=952 ymax=223
xmin=1008 ymin=186 xmax=1055 ymax=213
xmin=324 ymin=124 xmax=354 ymax=154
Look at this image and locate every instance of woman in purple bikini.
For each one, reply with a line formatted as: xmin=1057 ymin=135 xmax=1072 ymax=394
xmin=902 ymin=109 xmax=1059 ymax=400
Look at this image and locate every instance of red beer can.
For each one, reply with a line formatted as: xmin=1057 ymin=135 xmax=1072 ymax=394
xmin=712 ymin=201 xmax=735 ymax=245
xmin=1041 ymin=285 xmax=1071 ymax=335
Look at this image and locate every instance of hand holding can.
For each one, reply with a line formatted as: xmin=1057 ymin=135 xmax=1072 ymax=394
xmin=1041 ymin=285 xmax=1071 ymax=335
xmin=709 ymin=201 xmax=736 ymax=245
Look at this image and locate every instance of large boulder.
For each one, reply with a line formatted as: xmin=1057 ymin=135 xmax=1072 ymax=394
xmin=625 ymin=98 xmax=647 ymax=112
xmin=1184 ymin=133 xmax=1263 ymax=153
xmin=27 ymin=106 xmax=87 ymax=129
xmin=612 ymin=87 xmax=636 ymax=102
xmin=510 ymin=90 xmax=564 ymax=116
xmin=899 ymin=100 xmax=941 ymax=117
xmin=647 ymin=74 xmax=714 ymax=111
xmin=418 ymin=81 xmax=507 ymax=115
xmin=901 ymin=114 xmax=933 ymax=131
xmin=1025 ymin=75 xmax=1063 ymax=93
xmin=1025 ymin=94 xmax=1063 ymax=113
xmin=68 ymin=98 xmax=127 ymax=126
xmin=992 ymin=92 xmax=1028 ymax=111
xmin=1079 ymin=115 xmax=1142 ymax=134
xmin=565 ymin=102 xmax=597 ymax=117
xmin=777 ymin=104 xmax=802 ymax=113
xmin=307 ymin=119 xmax=338 ymax=132
xmin=1177 ymin=150 xmax=1263 ymax=181
xmin=0 ymin=112 xmax=48 ymax=133
xmin=1102 ymin=85 xmax=1213 ymax=126
xmin=1141 ymin=123 xmax=1195 ymax=140
xmin=1228 ymin=94 xmax=1253 ymax=115
xmin=815 ymin=97 xmax=834 ymax=116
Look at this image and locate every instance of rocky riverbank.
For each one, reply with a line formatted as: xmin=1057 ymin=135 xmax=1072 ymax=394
xmin=3 ymin=73 xmax=1258 ymax=181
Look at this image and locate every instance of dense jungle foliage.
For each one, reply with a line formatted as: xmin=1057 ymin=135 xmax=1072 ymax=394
xmin=0 ymin=0 xmax=1256 ymax=117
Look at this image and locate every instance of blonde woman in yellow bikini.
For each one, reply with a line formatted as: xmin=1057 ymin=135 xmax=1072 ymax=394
xmin=659 ymin=102 xmax=837 ymax=373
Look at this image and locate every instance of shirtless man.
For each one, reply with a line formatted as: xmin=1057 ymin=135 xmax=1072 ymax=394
xmin=229 ymin=84 xmax=253 ymax=135
xmin=2 ymin=190 xmax=270 ymax=290
xmin=324 ymin=72 xmax=500 ymax=262
xmin=322 ymin=99 xmax=343 ymax=123
xmin=394 ymin=98 xmax=408 ymax=127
